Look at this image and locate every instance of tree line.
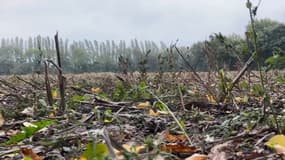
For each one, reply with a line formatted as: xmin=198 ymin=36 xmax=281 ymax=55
xmin=0 ymin=18 xmax=284 ymax=75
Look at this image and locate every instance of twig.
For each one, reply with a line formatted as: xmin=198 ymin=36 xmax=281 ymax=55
xmin=177 ymin=85 xmax=186 ymax=110
xmin=0 ymin=79 xmax=18 ymax=91
xmin=204 ymin=128 xmax=270 ymax=146
xmin=173 ymin=45 xmax=217 ymax=103
xmin=70 ymin=86 xmax=131 ymax=107
xmin=46 ymin=60 xmax=62 ymax=73
xmin=102 ymin=128 xmax=119 ymax=159
xmin=0 ymin=148 xmax=19 ymax=157
xmin=36 ymin=39 xmax=53 ymax=106
xmin=231 ymin=56 xmax=254 ymax=89
xmin=15 ymin=76 xmax=41 ymax=90
xmin=148 ymin=90 xmax=193 ymax=145
xmin=254 ymin=132 xmax=275 ymax=146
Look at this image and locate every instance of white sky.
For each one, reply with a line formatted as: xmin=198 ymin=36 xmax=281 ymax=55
xmin=0 ymin=0 xmax=284 ymax=45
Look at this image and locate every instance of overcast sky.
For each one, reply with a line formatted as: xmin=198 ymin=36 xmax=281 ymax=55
xmin=0 ymin=0 xmax=284 ymax=45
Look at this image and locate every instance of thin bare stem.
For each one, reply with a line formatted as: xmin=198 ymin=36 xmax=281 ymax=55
xmin=148 ymin=90 xmax=193 ymax=145
xmin=173 ymin=45 xmax=217 ymax=102
xmin=247 ymin=0 xmax=267 ymax=116
xmin=44 ymin=61 xmax=53 ymax=106
xmin=54 ymin=32 xmax=66 ymax=114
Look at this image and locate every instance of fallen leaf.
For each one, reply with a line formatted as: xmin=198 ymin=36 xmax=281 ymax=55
xmin=266 ymin=134 xmax=285 ymax=148
xmin=205 ymin=135 xmax=215 ymax=142
xmin=187 ymin=89 xmax=198 ymax=96
xmin=0 ymin=112 xmax=5 ymax=127
xmin=206 ymin=95 xmax=216 ymax=103
xmin=273 ymin=144 xmax=285 ymax=159
xmin=149 ymin=109 xmax=160 ymax=116
xmin=21 ymin=107 xmax=34 ymax=117
xmin=152 ymin=155 xmax=166 ymax=160
xmin=114 ymin=144 xmax=146 ymax=159
xmin=185 ymin=153 xmax=208 ymax=160
xmin=137 ymin=101 xmax=151 ymax=109
xmin=20 ymin=147 xmax=43 ymax=160
xmin=274 ymin=144 xmax=285 ymax=154
xmin=52 ymin=89 xmax=59 ymax=99
xmin=80 ymin=143 xmax=109 ymax=160
xmin=91 ymin=87 xmax=101 ymax=94
xmin=160 ymin=143 xmax=196 ymax=154
xmin=164 ymin=133 xmax=187 ymax=142
xmin=23 ymin=122 xmax=37 ymax=128
xmin=234 ymin=96 xmax=248 ymax=103
xmin=208 ymin=141 xmax=232 ymax=160
xmin=122 ymin=144 xmax=145 ymax=153
xmin=0 ymin=130 xmax=5 ymax=136
xmin=49 ymin=112 xmax=55 ymax=118
xmin=253 ymin=96 xmax=263 ymax=102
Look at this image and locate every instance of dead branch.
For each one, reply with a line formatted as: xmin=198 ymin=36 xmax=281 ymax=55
xmin=54 ymin=32 xmax=66 ymax=114
xmin=15 ymin=76 xmax=41 ymax=90
xmin=44 ymin=61 xmax=53 ymax=106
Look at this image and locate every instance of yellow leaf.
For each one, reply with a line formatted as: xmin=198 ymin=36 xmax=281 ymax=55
xmin=234 ymin=96 xmax=248 ymax=103
xmin=206 ymin=95 xmax=216 ymax=103
xmin=266 ymin=134 xmax=285 ymax=148
xmin=52 ymin=89 xmax=58 ymax=99
xmin=91 ymin=87 xmax=101 ymax=94
xmin=253 ymin=96 xmax=263 ymax=102
xmin=104 ymin=118 xmax=113 ymax=123
xmin=149 ymin=109 xmax=160 ymax=116
xmin=234 ymin=97 xmax=242 ymax=102
xmin=122 ymin=144 xmax=145 ymax=153
xmin=136 ymin=101 xmax=151 ymax=109
xmin=49 ymin=112 xmax=55 ymax=118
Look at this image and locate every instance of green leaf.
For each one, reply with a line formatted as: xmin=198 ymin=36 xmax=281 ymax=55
xmin=113 ymin=81 xmax=127 ymax=101
xmin=154 ymin=102 xmax=167 ymax=111
xmin=72 ymin=95 xmax=88 ymax=101
xmin=4 ymin=120 xmax=56 ymax=145
xmin=104 ymin=109 xmax=114 ymax=123
xmin=251 ymin=84 xmax=265 ymax=96
xmin=81 ymin=143 xmax=109 ymax=160
xmin=276 ymin=76 xmax=285 ymax=83
xmin=239 ymin=81 xmax=250 ymax=90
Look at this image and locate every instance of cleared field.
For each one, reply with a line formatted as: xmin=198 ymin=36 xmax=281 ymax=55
xmin=0 ymin=70 xmax=284 ymax=159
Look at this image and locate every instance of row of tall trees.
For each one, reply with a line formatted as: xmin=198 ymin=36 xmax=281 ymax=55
xmin=0 ymin=18 xmax=284 ymax=75
xmin=0 ymin=37 xmax=168 ymax=74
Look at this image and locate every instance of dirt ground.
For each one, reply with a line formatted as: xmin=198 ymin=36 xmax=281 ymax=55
xmin=0 ymin=70 xmax=284 ymax=159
